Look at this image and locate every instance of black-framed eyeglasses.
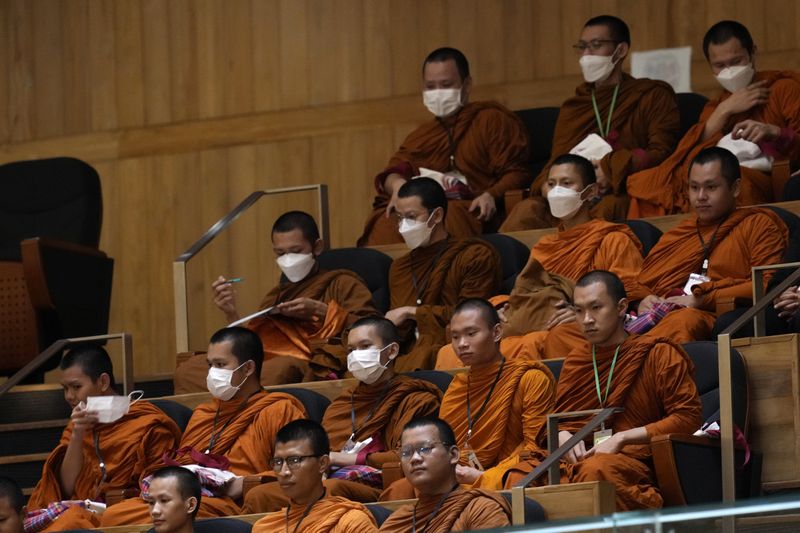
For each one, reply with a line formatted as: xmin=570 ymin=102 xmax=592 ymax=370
xmin=573 ymin=39 xmax=617 ymax=53
xmin=268 ymin=455 xmax=321 ymax=471
xmin=397 ymin=441 xmax=451 ymax=460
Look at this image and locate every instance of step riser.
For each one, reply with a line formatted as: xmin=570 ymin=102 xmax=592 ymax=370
xmin=0 ymin=426 xmax=65 ymax=455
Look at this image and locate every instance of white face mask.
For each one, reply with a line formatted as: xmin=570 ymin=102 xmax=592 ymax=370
xmin=276 ymin=252 xmax=315 ymax=283
xmin=423 ymin=88 xmax=462 ymax=117
xmin=715 ymin=64 xmax=755 ymax=93
xmin=579 ymin=49 xmax=620 ymax=83
xmin=398 ymin=211 xmax=437 ymax=250
xmin=347 ymin=344 xmax=396 ymax=385
xmin=547 ymin=185 xmax=590 ymax=219
xmin=85 ymin=390 xmax=143 ymax=424
xmin=206 ymin=362 xmax=248 ymax=401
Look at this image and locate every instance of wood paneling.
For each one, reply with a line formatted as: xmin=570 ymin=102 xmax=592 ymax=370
xmin=0 ymin=0 xmax=798 ymax=376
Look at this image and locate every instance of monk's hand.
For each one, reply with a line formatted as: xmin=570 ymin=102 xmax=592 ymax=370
xmin=591 ymin=160 xmax=611 ymax=195
xmin=545 ymin=300 xmax=576 ymax=330
xmin=455 ymin=465 xmax=483 ymax=485
xmin=637 ymin=294 xmax=664 ymax=314
xmin=212 ymin=276 xmax=239 ymax=322
xmin=585 ymin=432 xmax=626 ymax=457
xmin=70 ymin=404 xmax=98 ymax=436
xmin=559 ymin=430 xmax=586 ymax=464
xmin=722 ymin=80 xmax=770 ymax=115
xmin=731 ymin=119 xmax=781 ymax=144
xmin=328 ymin=451 xmax=358 ymax=467
xmin=774 ymin=286 xmax=800 ymax=320
xmin=665 ymin=293 xmax=702 ymax=308
xmin=385 ymin=306 xmax=417 ymax=326
xmin=384 ymin=174 xmax=406 ymax=218
xmin=275 ymin=298 xmax=328 ymax=321
xmin=223 ymin=476 xmax=244 ymax=499
xmin=469 ymin=192 xmax=496 ymax=222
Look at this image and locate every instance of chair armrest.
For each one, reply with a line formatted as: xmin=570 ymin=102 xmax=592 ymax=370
xmin=381 ymin=461 xmax=404 ymax=490
xmin=773 ymin=159 xmax=791 ymax=201
xmin=105 ymin=487 xmax=141 ymax=506
xmin=504 ymin=188 xmax=530 ymax=215
xmin=242 ymin=475 xmax=276 ymax=498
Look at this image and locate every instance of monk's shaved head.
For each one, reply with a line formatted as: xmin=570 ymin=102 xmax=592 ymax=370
xmin=689 ymin=147 xmax=740 ymax=187
xmin=208 ymin=327 xmax=264 ymax=377
xmin=703 ymin=20 xmax=754 ymax=60
xmin=397 ymin=178 xmax=448 ymax=216
xmin=350 ymin=316 xmax=400 ymax=347
xmin=0 ymin=477 xmax=23 ymax=513
xmin=60 ymin=345 xmax=115 ymax=387
xmin=402 ymin=416 xmax=457 ymax=446
xmin=584 ymin=15 xmax=630 ymax=45
xmin=576 ymin=270 xmax=626 ymax=302
xmin=550 ymin=153 xmax=596 ymax=187
xmin=453 ymin=298 xmax=500 ymax=328
xmin=423 ymin=47 xmax=470 ymax=82
xmin=272 ymin=211 xmax=320 ymax=245
xmin=275 ymin=419 xmax=329 ymax=457
xmin=150 ymin=467 xmax=202 ymax=519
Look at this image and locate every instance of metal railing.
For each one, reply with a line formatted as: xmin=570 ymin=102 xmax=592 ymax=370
xmin=172 ymin=184 xmax=329 ymax=353
xmin=0 ymin=333 xmax=134 ymax=399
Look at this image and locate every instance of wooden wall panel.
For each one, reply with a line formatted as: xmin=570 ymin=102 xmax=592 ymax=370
xmin=1 ymin=0 xmax=798 ymax=376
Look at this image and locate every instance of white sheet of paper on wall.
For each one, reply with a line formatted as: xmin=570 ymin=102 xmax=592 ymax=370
xmin=631 ymin=46 xmax=692 ymax=93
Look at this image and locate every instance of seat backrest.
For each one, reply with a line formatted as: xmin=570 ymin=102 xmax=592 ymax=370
xmin=479 ymin=233 xmax=530 ymax=293
xmin=404 ymin=370 xmax=454 ymax=394
xmin=0 ymin=157 xmax=102 ymax=261
xmin=272 ymin=387 xmax=331 ymax=422
xmin=366 ymin=504 xmax=393 ymax=526
xmin=316 ymin=247 xmax=393 ymax=313
xmin=500 ymin=492 xmax=547 ymax=524
xmin=514 ymin=107 xmax=560 ymax=179
xmin=682 ymin=341 xmax=749 ymax=432
xmin=149 ymin=517 xmax=253 ymax=533
xmin=150 ymin=399 xmax=194 ymax=433
xmin=676 ymin=93 xmax=709 ymax=139
xmin=622 ymin=219 xmax=663 ymax=257
xmin=542 ymin=358 xmax=563 ymax=382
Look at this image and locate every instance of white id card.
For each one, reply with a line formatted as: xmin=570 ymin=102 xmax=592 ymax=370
xmin=463 ymin=443 xmax=484 ymax=471
xmin=682 ymin=273 xmax=710 ymax=295
xmin=593 ymin=428 xmax=613 ymax=447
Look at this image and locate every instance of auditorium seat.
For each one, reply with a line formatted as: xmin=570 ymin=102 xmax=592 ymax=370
xmin=500 ymin=492 xmax=547 ymax=524
xmin=404 ymin=370 xmax=454 ymax=395
xmin=479 ymin=233 xmax=530 ymax=294
xmin=675 ymin=93 xmax=709 ymax=139
xmin=315 ymin=247 xmax=393 ymax=313
xmin=365 ymin=504 xmax=393 ymax=526
xmin=148 ymin=517 xmax=252 ymax=533
xmin=150 ymin=399 xmax=194 ymax=433
xmin=272 ymin=387 xmax=331 ymax=422
xmin=505 ymin=107 xmax=560 ymax=213
xmin=0 ymin=157 xmax=113 ymax=380
xmin=621 ymin=219 xmax=662 ymax=257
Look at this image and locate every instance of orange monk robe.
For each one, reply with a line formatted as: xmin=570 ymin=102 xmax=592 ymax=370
xmin=358 ymin=101 xmax=531 ymax=246
xmin=252 ymin=496 xmax=378 ymax=533
xmin=436 ymin=219 xmax=643 ymax=368
xmin=242 ymin=375 xmax=442 ymax=512
xmin=381 ymin=360 xmax=555 ymax=500
xmin=504 ymin=336 xmax=702 ymax=511
xmin=390 ymin=238 xmax=501 ymax=372
xmin=628 ymin=71 xmax=800 ymax=217
xmin=501 ymin=75 xmax=680 ymax=231
xmin=27 ymin=401 xmax=181 ymax=532
xmin=174 ymin=268 xmax=377 ymax=392
xmin=100 ymin=391 xmax=306 ymax=526
xmin=378 ymin=488 xmax=511 ymax=532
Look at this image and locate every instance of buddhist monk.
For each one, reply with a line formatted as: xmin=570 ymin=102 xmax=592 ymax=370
xmin=0 ymin=478 xmax=25 ymax=533
xmin=501 ymin=15 xmax=680 ymax=231
xmin=385 ymin=178 xmax=502 ymax=371
xmin=174 ymin=211 xmax=377 ymax=390
xmin=252 ymin=420 xmax=378 ymax=533
xmin=504 ymin=270 xmax=702 ymax=510
xmin=382 ymin=299 xmax=555 ymax=498
xmin=436 ymin=153 xmax=644 ymax=368
xmin=378 ymin=417 xmax=511 ymax=532
xmin=147 ymin=467 xmax=201 ymax=533
xmin=27 ymin=346 xmax=181 ymax=532
xmin=358 ymin=47 xmax=530 ymax=245
xmin=100 ymin=327 xmax=307 ymax=526
xmin=628 ymin=20 xmax=800 ymax=217
xmin=242 ymin=317 xmax=442 ymax=512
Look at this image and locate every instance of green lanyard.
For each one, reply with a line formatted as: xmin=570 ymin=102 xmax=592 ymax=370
xmin=591 ymin=344 xmax=622 ymax=408
xmin=591 ymin=84 xmax=620 ymax=139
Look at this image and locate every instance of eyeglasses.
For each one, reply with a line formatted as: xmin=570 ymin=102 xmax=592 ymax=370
xmin=268 ymin=455 xmax=320 ymax=471
xmin=393 ymin=211 xmax=431 ymax=226
xmin=397 ymin=441 xmax=450 ymax=460
xmin=572 ymin=39 xmax=617 ymax=53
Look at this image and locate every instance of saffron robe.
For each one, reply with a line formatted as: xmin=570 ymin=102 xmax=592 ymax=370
xmin=628 ymin=70 xmax=800 ymax=217
xmin=252 ymin=496 xmax=378 ymax=533
xmin=27 ymin=401 xmax=181 ymax=531
xmin=436 ymin=219 xmax=643 ymax=368
xmin=501 ymin=75 xmax=680 ymax=230
xmin=504 ymin=335 xmax=702 ymax=510
xmin=358 ymin=101 xmax=531 ymax=246
xmin=380 ymin=359 xmax=555 ymax=500
xmin=389 ymin=238 xmax=501 ymax=372
xmin=242 ymin=375 xmax=442 ymax=512
xmin=174 ymin=268 xmax=377 ymax=392
xmin=99 ymin=391 xmax=306 ymax=526
xmin=378 ymin=488 xmax=511 ymax=532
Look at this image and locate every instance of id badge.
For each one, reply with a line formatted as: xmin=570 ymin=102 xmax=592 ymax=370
xmin=341 ymin=436 xmax=357 ymax=454
xmin=463 ymin=443 xmax=484 ymax=471
xmin=593 ymin=428 xmax=613 ymax=447
xmin=683 ymin=273 xmax=710 ymax=295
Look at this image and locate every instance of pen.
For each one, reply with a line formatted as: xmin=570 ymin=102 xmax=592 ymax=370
xmin=225 ymin=277 xmax=244 ymax=284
